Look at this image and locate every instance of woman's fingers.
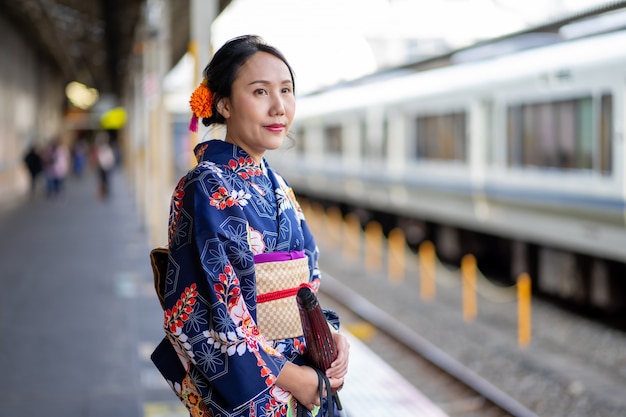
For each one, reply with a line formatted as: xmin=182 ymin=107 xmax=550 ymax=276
xmin=327 ymin=332 xmax=350 ymax=378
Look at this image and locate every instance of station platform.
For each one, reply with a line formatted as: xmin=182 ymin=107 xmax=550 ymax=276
xmin=0 ymin=169 xmax=449 ymax=417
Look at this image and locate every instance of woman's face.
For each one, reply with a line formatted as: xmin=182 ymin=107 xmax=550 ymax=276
xmin=218 ymin=51 xmax=295 ymax=164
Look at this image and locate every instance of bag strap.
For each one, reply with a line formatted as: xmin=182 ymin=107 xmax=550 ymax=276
xmin=296 ymin=400 xmax=308 ymax=417
xmin=296 ymin=367 xmax=335 ymax=417
xmin=316 ymin=368 xmax=334 ymax=416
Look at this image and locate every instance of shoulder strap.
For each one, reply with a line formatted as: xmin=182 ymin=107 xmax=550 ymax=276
xmin=149 ymin=246 xmax=169 ymax=310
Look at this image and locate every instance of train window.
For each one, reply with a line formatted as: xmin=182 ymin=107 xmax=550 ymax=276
xmin=507 ymin=107 xmax=522 ymax=167
xmin=414 ymin=112 xmax=467 ymax=161
xmin=324 ymin=125 xmax=342 ymax=155
xmin=506 ymin=96 xmax=605 ymax=172
xmin=576 ymin=98 xmax=593 ymax=170
xmin=599 ymin=94 xmax=613 ymax=175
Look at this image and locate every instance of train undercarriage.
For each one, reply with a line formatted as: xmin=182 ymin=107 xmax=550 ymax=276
xmin=302 ymin=194 xmax=626 ymax=323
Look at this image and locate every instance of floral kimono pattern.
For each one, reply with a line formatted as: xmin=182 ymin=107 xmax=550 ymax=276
xmin=151 ymin=140 xmax=339 ymax=417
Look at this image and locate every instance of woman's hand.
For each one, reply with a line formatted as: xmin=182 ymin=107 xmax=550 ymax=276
xmin=326 ymin=331 xmax=350 ymax=390
xmin=276 ymin=362 xmax=321 ymax=411
xmin=276 ymin=332 xmax=350 ymax=409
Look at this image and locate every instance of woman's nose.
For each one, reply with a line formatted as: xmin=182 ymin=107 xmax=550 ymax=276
xmin=270 ymin=95 xmax=285 ymax=115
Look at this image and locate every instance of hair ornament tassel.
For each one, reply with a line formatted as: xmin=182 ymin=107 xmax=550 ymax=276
xmin=188 ymin=78 xmax=213 ymax=132
xmin=189 ymin=114 xmax=199 ymax=133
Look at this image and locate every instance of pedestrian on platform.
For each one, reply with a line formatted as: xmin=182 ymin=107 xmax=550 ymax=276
xmin=92 ymin=132 xmax=116 ymax=199
xmin=151 ymin=35 xmax=349 ymax=417
xmin=71 ymin=138 xmax=89 ymax=178
xmin=23 ymin=143 xmax=43 ymax=195
xmin=43 ymin=139 xmax=70 ymax=198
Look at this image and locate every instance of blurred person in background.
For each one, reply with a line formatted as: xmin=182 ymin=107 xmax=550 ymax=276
xmin=92 ymin=132 xmax=116 ymax=200
xmin=43 ymin=139 xmax=70 ymax=198
xmin=23 ymin=143 xmax=43 ymax=195
xmin=71 ymin=138 xmax=89 ymax=178
xmin=151 ymin=35 xmax=350 ymax=417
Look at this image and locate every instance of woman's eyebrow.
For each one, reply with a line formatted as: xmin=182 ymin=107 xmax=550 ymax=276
xmin=247 ymin=79 xmax=293 ymax=86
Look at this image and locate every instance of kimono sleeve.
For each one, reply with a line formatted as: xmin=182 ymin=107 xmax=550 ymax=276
xmin=164 ymin=172 xmax=287 ymax=409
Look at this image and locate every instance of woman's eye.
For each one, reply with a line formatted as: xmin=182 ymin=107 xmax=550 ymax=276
xmin=282 ymin=87 xmax=292 ymax=94
xmin=255 ymin=88 xmax=268 ymax=95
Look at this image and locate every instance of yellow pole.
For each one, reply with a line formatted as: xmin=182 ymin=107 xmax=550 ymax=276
xmin=326 ymin=206 xmax=342 ymax=249
xmin=461 ymin=254 xmax=477 ymax=322
xmin=188 ymin=40 xmax=200 ymax=168
xmin=518 ymin=273 xmax=532 ymax=347
xmin=343 ymin=213 xmax=361 ymax=261
xmin=365 ymin=221 xmax=383 ymax=272
xmin=310 ymin=202 xmax=324 ymax=238
xmin=387 ymin=228 xmax=405 ymax=283
xmin=419 ymin=241 xmax=436 ymax=301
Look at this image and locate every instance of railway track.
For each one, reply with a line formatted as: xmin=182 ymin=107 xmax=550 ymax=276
xmin=318 ymin=277 xmax=540 ymax=417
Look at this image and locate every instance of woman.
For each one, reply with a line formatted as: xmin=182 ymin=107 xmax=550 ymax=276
xmin=152 ymin=35 xmax=350 ymax=417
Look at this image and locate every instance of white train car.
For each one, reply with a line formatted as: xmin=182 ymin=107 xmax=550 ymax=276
xmin=268 ymin=29 xmax=626 ymax=311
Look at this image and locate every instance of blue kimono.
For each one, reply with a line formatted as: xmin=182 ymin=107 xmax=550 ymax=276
xmin=151 ymin=140 xmax=339 ymax=417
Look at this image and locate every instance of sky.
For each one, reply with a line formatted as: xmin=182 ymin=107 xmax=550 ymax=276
xmin=165 ymin=0 xmax=615 ymax=110
xmin=210 ymin=0 xmax=613 ymax=93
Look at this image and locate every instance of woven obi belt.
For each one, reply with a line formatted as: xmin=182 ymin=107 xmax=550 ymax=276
xmin=254 ymin=250 xmax=311 ymax=341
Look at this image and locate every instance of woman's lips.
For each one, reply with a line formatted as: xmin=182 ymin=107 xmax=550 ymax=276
xmin=265 ymin=124 xmax=285 ymax=133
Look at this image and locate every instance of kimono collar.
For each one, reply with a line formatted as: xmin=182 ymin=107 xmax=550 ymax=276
xmin=193 ymin=140 xmax=265 ymax=167
xmin=193 ymin=140 xmax=272 ymax=180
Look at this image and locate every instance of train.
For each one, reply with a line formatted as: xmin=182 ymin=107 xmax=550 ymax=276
xmin=266 ymin=24 xmax=626 ymax=312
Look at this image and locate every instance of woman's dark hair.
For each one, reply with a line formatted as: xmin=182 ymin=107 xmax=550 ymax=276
xmin=201 ymin=35 xmax=295 ymax=126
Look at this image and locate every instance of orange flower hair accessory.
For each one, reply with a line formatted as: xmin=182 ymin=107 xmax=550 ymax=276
xmin=188 ymin=78 xmax=214 ymax=132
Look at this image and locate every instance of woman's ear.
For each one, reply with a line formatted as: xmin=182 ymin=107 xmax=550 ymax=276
xmin=216 ymin=98 xmax=230 ymax=119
